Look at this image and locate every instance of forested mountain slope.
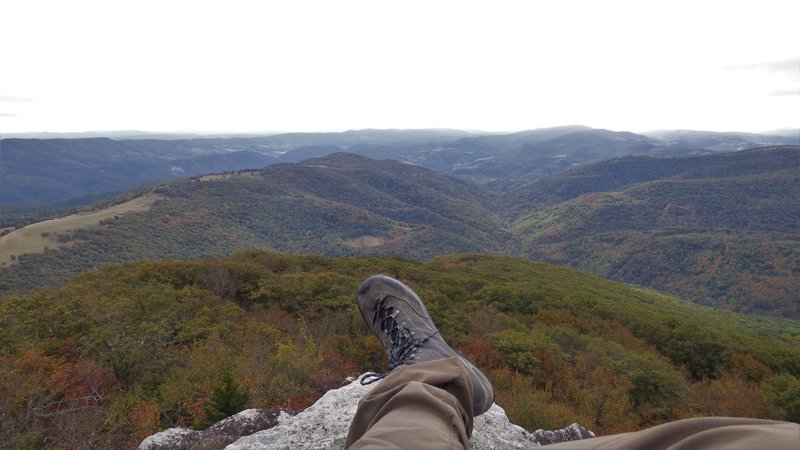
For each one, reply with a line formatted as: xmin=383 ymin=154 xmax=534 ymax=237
xmin=507 ymin=147 xmax=800 ymax=316
xmin=0 ymin=153 xmax=509 ymax=292
xmin=0 ymin=130 xmax=473 ymax=205
xmin=501 ymin=146 xmax=798 ymax=215
xmin=3 ymin=127 xmax=792 ymax=207
xmin=0 ymin=138 xmax=276 ymax=205
xmin=644 ymin=130 xmax=798 ymax=152
xmin=452 ymin=129 xmax=672 ymax=182
xmin=1 ymin=147 xmax=797 ymax=317
xmin=2 ymin=252 xmax=799 ymax=447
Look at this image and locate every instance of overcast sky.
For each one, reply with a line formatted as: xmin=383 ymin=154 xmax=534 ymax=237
xmin=1 ymin=0 xmax=798 ymax=134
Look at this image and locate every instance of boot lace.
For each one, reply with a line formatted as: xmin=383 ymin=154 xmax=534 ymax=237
xmin=360 ymin=294 xmax=439 ymax=385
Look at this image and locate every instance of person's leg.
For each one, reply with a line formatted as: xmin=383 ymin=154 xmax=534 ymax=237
xmin=345 ymin=358 xmax=474 ymax=450
xmin=346 ymin=275 xmax=493 ymax=449
xmin=346 ymin=275 xmax=800 ymax=450
xmin=543 ymin=417 xmax=800 ymax=450
xmin=354 ymin=275 xmax=494 ymax=415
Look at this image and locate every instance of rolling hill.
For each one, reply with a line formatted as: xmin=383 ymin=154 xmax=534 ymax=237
xmin=0 ymin=153 xmax=509 ymax=292
xmin=507 ymin=147 xmax=800 ymax=316
xmin=1 ymin=146 xmax=797 ymax=317
xmin=1 ymin=251 xmax=799 ymax=447
xmin=501 ymin=146 xmax=800 ymax=216
xmin=0 ymin=137 xmax=275 ymax=205
xmin=643 ymin=130 xmax=798 ymax=152
xmin=0 ymin=130 xmax=475 ymax=206
xmin=3 ymin=127 xmax=793 ymax=208
xmin=452 ymin=129 xmax=674 ymax=182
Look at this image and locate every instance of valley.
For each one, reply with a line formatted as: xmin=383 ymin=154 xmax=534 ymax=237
xmin=1 ymin=138 xmax=798 ymax=318
xmin=1 ymin=127 xmax=795 ymax=209
xmin=1 ymin=130 xmax=798 ymax=448
xmin=4 ymin=2 xmax=797 ymax=447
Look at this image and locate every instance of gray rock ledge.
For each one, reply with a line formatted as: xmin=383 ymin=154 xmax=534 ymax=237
xmin=140 ymin=375 xmax=595 ymax=449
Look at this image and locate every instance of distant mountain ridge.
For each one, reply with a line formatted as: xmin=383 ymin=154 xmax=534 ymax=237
xmin=643 ymin=130 xmax=798 ymax=152
xmin=0 ymin=137 xmax=276 ymax=205
xmin=0 ymin=130 xmax=477 ymax=206
xmin=2 ymin=127 xmax=794 ymax=206
xmin=1 ymin=145 xmax=797 ymax=317
xmin=451 ymin=129 xmax=673 ymax=183
xmin=501 ymin=146 xmax=800 ymax=216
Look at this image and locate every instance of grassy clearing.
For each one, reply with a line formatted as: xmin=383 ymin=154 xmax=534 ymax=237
xmin=343 ymin=235 xmax=387 ymax=249
xmin=197 ymin=171 xmax=261 ymax=182
xmin=0 ymin=193 xmax=161 ymax=266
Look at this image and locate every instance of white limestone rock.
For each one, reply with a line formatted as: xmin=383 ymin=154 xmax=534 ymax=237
xmin=138 ymin=408 xmax=286 ymax=450
xmin=225 ymin=377 xmax=573 ymax=450
xmin=140 ymin=374 xmax=595 ymax=450
xmin=225 ymin=379 xmax=369 ymax=450
xmin=139 ymin=427 xmax=198 ymax=450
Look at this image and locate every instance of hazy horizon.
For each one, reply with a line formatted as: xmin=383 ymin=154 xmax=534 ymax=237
xmin=2 ymin=125 xmax=799 ymax=141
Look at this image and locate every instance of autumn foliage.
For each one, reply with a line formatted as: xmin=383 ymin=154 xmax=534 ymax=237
xmin=1 ymin=251 xmax=799 ymax=448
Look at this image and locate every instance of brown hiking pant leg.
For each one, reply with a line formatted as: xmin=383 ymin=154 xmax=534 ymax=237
xmin=346 ymin=357 xmax=800 ymax=450
xmin=345 ymin=357 xmax=475 ymax=450
xmin=544 ymin=416 xmax=800 ymax=450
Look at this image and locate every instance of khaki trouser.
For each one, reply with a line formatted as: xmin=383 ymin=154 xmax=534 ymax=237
xmin=345 ymin=358 xmax=800 ymax=450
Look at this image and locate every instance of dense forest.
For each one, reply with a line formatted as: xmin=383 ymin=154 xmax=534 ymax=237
xmin=2 ymin=147 xmax=798 ymax=317
xmin=2 ymin=252 xmax=799 ymax=448
xmin=509 ymin=151 xmax=800 ymax=316
xmin=0 ymin=154 xmax=508 ymax=292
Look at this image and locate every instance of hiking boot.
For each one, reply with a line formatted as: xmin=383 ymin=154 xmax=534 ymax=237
xmin=357 ymin=274 xmax=494 ymax=416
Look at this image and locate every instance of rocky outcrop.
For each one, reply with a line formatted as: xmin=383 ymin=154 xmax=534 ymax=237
xmin=138 ymin=409 xmax=288 ymax=450
xmin=533 ymin=423 xmax=596 ymax=446
xmin=139 ymin=376 xmax=595 ymax=449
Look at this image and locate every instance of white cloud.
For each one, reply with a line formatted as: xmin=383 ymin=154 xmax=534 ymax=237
xmin=727 ymin=58 xmax=800 ymax=74
xmin=0 ymin=95 xmax=37 ymax=103
xmin=770 ymin=88 xmax=800 ymax=96
xmin=1 ymin=0 xmax=798 ymax=133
